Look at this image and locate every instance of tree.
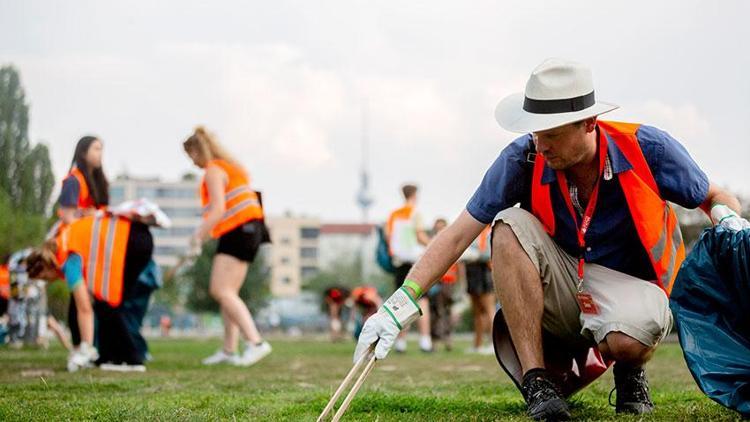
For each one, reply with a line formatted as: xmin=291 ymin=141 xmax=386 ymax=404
xmin=0 ymin=65 xmax=55 ymax=256
xmin=183 ymin=240 xmax=271 ymax=313
xmin=0 ymin=66 xmax=30 ymax=206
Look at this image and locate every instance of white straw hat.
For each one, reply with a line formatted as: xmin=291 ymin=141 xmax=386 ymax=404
xmin=495 ymin=58 xmax=619 ymax=133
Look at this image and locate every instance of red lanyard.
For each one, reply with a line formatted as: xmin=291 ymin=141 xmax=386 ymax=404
xmin=556 ymin=132 xmax=607 ymax=289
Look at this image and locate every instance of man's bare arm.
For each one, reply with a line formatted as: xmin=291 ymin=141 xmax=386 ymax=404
xmin=700 ymin=182 xmax=741 ymax=215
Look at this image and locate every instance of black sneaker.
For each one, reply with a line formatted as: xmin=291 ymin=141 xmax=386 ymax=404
xmin=521 ymin=370 xmax=571 ymax=421
xmin=610 ymin=364 xmax=654 ymax=414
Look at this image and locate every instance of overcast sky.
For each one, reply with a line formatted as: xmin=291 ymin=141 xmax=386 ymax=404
xmin=2 ymin=1 xmax=748 ymax=223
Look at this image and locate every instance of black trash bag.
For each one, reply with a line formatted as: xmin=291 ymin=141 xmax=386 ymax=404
xmin=670 ymin=226 xmax=750 ymax=417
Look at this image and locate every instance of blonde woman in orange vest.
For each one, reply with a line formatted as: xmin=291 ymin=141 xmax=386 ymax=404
xmin=183 ymin=127 xmax=271 ymax=367
xmin=27 ymin=214 xmax=154 ymax=372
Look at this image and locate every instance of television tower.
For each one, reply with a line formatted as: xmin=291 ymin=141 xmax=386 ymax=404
xmin=356 ymin=100 xmax=374 ymax=223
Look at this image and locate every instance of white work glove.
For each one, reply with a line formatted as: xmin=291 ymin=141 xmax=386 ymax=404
xmin=353 ymin=287 xmax=422 ymax=363
xmin=711 ymin=204 xmax=750 ymax=231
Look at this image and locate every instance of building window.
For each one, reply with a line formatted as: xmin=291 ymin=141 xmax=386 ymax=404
xmin=110 ymin=186 xmax=125 ymax=203
xmin=280 ymin=237 xmax=291 ymax=245
xmin=135 ymin=187 xmax=159 ymax=198
xmin=282 ymin=276 xmax=292 ymax=285
xmin=152 ymin=227 xmax=196 ymax=237
xmin=280 ymin=256 xmax=290 ymax=265
xmin=301 ymin=266 xmax=318 ymax=279
xmin=154 ymin=246 xmax=188 ymax=256
xmin=161 ymin=207 xmax=202 ymax=218
xmin=136 ymin=187 xmax=195 ymax=199
xmin=300 ymin=247 xmax=317 ymax=259
xmin=300 ymin=227 xmax=320 ymax=239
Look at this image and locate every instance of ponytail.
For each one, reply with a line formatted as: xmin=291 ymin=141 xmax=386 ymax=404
xmin=183 ymin=126 xmax=240 ymax=168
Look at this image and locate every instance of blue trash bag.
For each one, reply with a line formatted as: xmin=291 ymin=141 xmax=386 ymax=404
xmin=670 ymin=226 xmax=750 ymax=417
xmin=375 ymin=225 xmax=395 ymax=274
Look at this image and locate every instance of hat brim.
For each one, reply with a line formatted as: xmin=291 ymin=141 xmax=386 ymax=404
xmin=495 ymin=92 xmax=619 ymax=133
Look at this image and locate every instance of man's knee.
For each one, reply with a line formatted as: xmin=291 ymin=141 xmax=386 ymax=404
xmin=600 ymin=332 xmax=654 ymax=364
xmin=491 ymin=222 xmax=520 ymax=257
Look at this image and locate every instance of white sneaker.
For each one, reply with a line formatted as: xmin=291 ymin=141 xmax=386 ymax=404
xmin=235 ymin=341 xmax=272 ymax=367
xmin=100 ymin=363 xmax=146 ymax=372
xmin=464 ymin=347 xmax=480 ymax=355
xmin=419 ymin=336 xmax=433 ymax=353
xmin=394 ymin=338 xmax=407 ymax=353
xmin=202 ymin=349 xmax=238 ymax=365
xmin=67 ymin=343 xmax=98 ymax=372
xmin=80 ymin=342 xmax=99 ymax=363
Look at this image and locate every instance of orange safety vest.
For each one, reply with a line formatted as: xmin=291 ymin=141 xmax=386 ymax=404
xmin=352 ymin=286 xmax=379 ymax=308
xmin=56 ymin=215 xmax=131 ymax=306
xmin=441 ymin=263 xmax=459 ymax=284
xmin=385 ymin=205 xmax=424 ymax=262
xmin=62 ymin=167 xmax=97 ymax=210
xmin=0 ymin=264 xmax=9 ymax=300
xmin=530 ymin=121 xmax=685 ymax=294
xmin=200 ymin=159 xmax=264 ymax=239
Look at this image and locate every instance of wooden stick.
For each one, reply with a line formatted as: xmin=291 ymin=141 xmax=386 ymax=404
xmin=331 ymin=353 xmax=377 ymax=422
xmin=317 ymin=347 xmax=372 ymax=422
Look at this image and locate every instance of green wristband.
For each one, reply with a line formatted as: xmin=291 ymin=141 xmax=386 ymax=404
xmin=403 ymin=279 xmax=423 ymax=298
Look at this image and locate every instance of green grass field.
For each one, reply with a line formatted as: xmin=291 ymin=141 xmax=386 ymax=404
xmin=0 ymin=337 xmax=741 ymax=421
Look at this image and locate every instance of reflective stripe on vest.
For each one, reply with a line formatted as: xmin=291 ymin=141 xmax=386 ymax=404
xmin=530 ymin=121 xmax=685 ymax=295
xmin=200 ymin=159 xmax=264 ymax=238
xmin=61 ymin=215 xmax=131 ymax=306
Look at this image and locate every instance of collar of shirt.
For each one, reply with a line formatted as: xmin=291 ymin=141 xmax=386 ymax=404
xmin=540 ymin=125 xmax=634 ymax=185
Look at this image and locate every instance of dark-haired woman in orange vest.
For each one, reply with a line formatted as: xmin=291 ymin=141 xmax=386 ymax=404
xmin=57 ymin=136 xmax=110 ymax=357
xmin=183 ymin=127 xmax=271 ymax=367
xmin=27 ymin=215 xmax=153 ymax=371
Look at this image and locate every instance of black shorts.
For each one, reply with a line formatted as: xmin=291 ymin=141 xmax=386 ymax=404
xmin=393 ymin=263 xmax=413 ymax=290
xmin=216 ymin=220 xmax=264 ymax=262
xmin=465 ymin=262 xmax=494 ymax=296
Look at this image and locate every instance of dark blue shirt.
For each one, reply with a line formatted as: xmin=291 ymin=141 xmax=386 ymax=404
xmin=466 ymin=124 xmax=709 ymax=280
xmin=58 ymin=175 xmax=81 ymax=208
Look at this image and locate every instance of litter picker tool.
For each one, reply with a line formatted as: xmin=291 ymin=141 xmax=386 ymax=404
xmin=317 ymin=343 xmax=377 ymax=422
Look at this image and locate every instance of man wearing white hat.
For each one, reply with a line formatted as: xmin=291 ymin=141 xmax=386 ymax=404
xmin=354 ymin=58 xmax=749 ymax=420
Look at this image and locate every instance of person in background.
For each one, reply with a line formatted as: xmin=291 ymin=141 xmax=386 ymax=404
xmin=428 ymin=218 xmax=459 ymax=352
xmin=385 ymin=184 xmax=432 ymax=353
xmin=0 ymin=255 xmax=10 ymax=317
xmin=183 ymin=127 xmax=272 ymax=367
xmin=323 ymin=286 xmax=351 ymax=341
xmin=57 ymin=136 xmax=110 ymax=367
xmin=27 ymin=214 xmax=154 ymax=372
xmin=460 ymin=225 xmax=495 ymax=355
xmin=349 ymin=285 xmax=382 ymax=340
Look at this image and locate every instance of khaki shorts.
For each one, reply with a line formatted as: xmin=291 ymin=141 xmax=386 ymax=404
xmin=492 ymin=207 xmax=672 ymax=348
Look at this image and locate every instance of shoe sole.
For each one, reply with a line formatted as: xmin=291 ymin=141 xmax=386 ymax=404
xmin=99 ymin=364 xmax=146 ymax=372
xmin=528 ymin=398 xmax=571 ymax=421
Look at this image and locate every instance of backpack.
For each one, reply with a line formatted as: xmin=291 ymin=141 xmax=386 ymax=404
xmin=375 ymin=225 xmax=395 ymax=274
